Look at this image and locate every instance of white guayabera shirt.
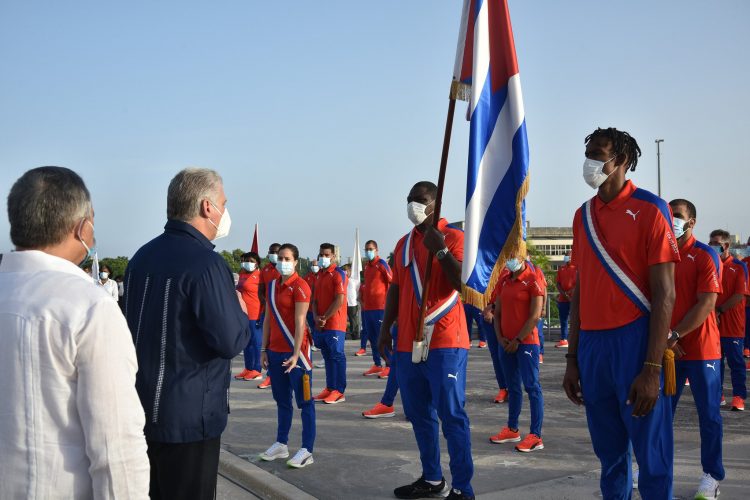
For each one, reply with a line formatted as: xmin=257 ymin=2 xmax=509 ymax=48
xmin=0 ymin=250 xmax=149 ymax=499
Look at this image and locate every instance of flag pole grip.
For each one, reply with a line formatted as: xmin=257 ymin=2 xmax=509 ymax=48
xmin=414 ymin=97 xmax=457 ymax=348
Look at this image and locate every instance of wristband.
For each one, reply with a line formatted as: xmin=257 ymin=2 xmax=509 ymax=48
xmin=261 ymin=347 xmax=268 ymax=352
xmin=643 ymin=361 xmax=662 ymax=369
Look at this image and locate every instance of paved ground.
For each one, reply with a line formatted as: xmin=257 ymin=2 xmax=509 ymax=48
xmin=222 ymin=335 xmax=749 ymax=499
xmin=217 ymin=474 xmax=260 ymax=500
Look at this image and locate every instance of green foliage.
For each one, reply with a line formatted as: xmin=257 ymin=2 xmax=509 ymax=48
xmin=220 ymin=250 xmax=241 ymax=273
xmin=527 ymin=242 xmax=560 ymax=326
xmin=100 ymin=256 xmax=130 ymax=278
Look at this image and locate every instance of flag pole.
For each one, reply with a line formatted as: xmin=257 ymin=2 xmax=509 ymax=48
xmin=414 ymin=95 xmax=457 ymax=344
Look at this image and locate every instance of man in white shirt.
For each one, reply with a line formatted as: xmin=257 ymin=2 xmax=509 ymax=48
xmin=343 ymin=263 xmax=361 ymax=342
xmin=0 ymin=166 xmax=149 ymax=499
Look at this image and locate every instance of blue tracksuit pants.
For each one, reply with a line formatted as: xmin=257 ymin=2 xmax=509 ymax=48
xmin=267 ymin=350 xmax=316 ymax=451
xmin=720 ymin=337 xmax=747 ymax=399
xmin=558 ymin=300 xmax=571 ymax=341
xmin=464 ymin=304 xmax=487 ymax=342
xmin=578 ymin=316 xmax=673 ymax=500
xmin=499 ymin=343 xmax=543 ymax=435
xmin=362 ymin=309 xmax=384 ymax=366
xmin=484 ymin=322 xmax=507 ymax=390
xmin=319 ymin=330 xmax=347 ymax=393
xmin=381 ymin=326 xmax=400 ymax=406
xmin=746 ymin=307 xmax=750 ymax=350
xmin=673 ymin=359 xmax=724 ymax=481
xmin=242 ymin=318 xmax=263 ymax=371
xmin=396 ymin=348 xmax=474 ymax=497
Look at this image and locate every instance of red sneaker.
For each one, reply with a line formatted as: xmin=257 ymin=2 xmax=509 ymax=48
xmin=313 ymin=388 xmax=332 ymax=401
xmin=363 ymin=365 xmax=384 ymax=376
xmin=355 ymin=348 xmax=367 ymax=356
xmin=720 ymin=395 xmax=726 ymax=406
xmin=494 ymin=389 xmax=508 ymax=403
xmin=746 ymin=360 xmax=750 ymax=371
xmin=257 ymin=376 xmax=272 ymax=389
xmin=555 ymin=340 xmax=569 ymax=348
xmin=539 ymin=354 xmax=544 ymax=364
xmin=362 ymin=403 xmax=395 ymax=419
xmin=323 ymin=390 xmax=346 ymax=404
xmin=730 ymin=396 xmax=745 ymax=411
xmin=489 ymin=426 xmax=520 ymax=443
xmin=515 ymin=433 xmax=544 ymax=452
xmin=684 ymin=378 xmax=690 ymax=387
xmin=744 ymin=348 xmax=750 ymax=358
xmin=243 ymin=370 xmax=263 ymax=381
xmin=378 ymin=367 xmax=390 ymax=379
xmin=478 ymin=341 xmax=488 ymax=349
xmin=234 ymin=369 xmax=252 ymax=380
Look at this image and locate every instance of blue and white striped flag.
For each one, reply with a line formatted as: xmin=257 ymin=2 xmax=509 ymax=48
xmin=455 ymin=0 xmax=530 ymax=307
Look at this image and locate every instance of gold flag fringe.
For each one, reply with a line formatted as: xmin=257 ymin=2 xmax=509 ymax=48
xmin=663 ymin=348 xmax=676 ymax=396
xmin=450 ymin=80 xmax=471 ymax=102
xmin=462 ymin=174 xmax=530 ymax=309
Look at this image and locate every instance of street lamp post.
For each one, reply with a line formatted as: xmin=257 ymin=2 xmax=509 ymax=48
xmin=655 ymin=139 xmax=664 ymax=197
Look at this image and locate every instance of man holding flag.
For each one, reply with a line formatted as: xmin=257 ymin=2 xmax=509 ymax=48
xmin=378 ymin=181 xmax=473 ymax=500
xmin=562 ymin=128 xmax=679 ymax=499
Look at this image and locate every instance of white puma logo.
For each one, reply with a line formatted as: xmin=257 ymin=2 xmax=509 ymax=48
xmin=447 ymin=373 xmax=458 ymax=380
xmin=625 ymin=209 xmax=640 ymax=221
xmin=332 ymin=336 xmax=339 ymax=341
xmin=729 ymin=268 xmax=737 ymax=273
xmin=733 ymin=340 xmax=739 ymax=345
xmin=524 ymin=350 xmax=532 ymax=357
xmin=687 ymin=254 xmax=696 ymax=261
xmin=521 ymin=280 xmax=529 ymax=286
xmin=706 ymin=362 xmax=716 ymax=371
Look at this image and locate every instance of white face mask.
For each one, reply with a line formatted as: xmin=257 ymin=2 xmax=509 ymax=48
xmin=505 ymin=258 xmax=522 ymax=273
xmin=673 ymin=217 xmax=688 ymax=239
xmin=583 ymin=156 xmax=617 ymax=189
xmin=208 ymin=201 xmax=231 ymax=240
xmin=241 ymin=262 xmax=256 ymax=272
xmin=407 ymin=201 xmax=432 ymax=226
xmin=99 ymin=272 xmax=109 ymax=280
xmin=311 ymin=265 xmax=320 ymax=273
xmin=268 ymin=253 xmax=278 ymax=264
xmin=319 ymin=256 xmax=332 ymax=269
xmin=276 ymin=261 xmax=295 ymax=276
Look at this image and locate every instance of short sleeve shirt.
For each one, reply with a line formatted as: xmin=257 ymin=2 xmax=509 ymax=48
xmin=267 ymin=273 xmax=311 ymax=353
xmin=571 ymin=181 xmax=680 ymax=330
xmin=556 ymin=263 xmax=577 ymax=302
xmin=312 ymin=265 xmax=348 ymax=332
xmin=671 ymin=236 xmax=722 ymax=360
xmin=391 ymin=219 xmax=468 ymax=352
xmin=236 ymin=270 xmax=262 ymax=320
xmin=261 ymin=263 xmax=281 ymax=285
xmin=498 ymin=264 xmax=544 ymax=345
xmin=717 ymin=257 xmax=748 ymax=338
xmin=362 ymin=257 xmax=392 ymax=311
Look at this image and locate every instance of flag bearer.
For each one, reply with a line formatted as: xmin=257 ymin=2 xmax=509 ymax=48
xmin=379 ymin=181 xmax=474 ymax=500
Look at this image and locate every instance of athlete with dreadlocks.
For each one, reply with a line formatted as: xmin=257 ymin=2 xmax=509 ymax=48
xmin=562 ymin=127 xmax=680 ymax=499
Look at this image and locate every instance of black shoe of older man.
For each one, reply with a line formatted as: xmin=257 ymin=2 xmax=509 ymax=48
xmin=393 ymin=476 xmax=448 ymax=499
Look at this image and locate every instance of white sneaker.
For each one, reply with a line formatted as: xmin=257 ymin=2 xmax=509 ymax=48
xmin=695 ymin=472 xmax=720 ymax=500
xmin=259 ymin=442 xmax=289 ymax=461
xmin=286 ymin=448 xmax=314 ymax=468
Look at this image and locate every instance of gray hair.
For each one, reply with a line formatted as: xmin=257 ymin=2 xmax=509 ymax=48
xmin=7 ymin=166 xmax=92 ymax=248
xmin=167 ymin=168 xmax=223 ymax=222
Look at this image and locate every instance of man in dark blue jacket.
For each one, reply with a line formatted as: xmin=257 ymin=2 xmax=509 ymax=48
xmin=125 ymin=168 xmax=249 ymax=499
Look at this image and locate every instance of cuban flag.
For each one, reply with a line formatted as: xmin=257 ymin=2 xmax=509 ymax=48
xmin=455 ymin=0 xmax=530 ymax=307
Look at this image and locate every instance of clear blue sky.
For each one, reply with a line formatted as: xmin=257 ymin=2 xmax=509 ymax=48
xmin=2 ymin=1 xmax=748 ymax=262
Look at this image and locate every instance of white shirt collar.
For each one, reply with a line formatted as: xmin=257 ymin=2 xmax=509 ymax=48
xmin=0 ymin=250 xmax=91 ymax=280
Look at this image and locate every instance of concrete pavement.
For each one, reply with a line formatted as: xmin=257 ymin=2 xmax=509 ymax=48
xmin=220 ymin=338 xmax=749 ymax=499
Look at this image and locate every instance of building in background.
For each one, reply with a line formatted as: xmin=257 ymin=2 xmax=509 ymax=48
xmin=527 ymin=224 xmax=573 ymax=269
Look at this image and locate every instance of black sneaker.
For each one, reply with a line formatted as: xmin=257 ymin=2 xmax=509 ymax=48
xmin=446 ymin=488 xmax=475 ymax=500
xmin=394 ymin=477 xmax=448 ymax=499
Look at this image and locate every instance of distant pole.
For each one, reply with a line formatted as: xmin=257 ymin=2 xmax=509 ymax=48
xmin=655 ymin=139 xmax=664 ymax=197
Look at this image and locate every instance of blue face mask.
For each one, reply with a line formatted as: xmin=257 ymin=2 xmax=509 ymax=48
xmin=672 ymin=217 xmax=688 ymax=239
xmin=710 ymin=244 xmax=723 ymax=256
xmin=77 ymin=219 xmax=96 ymax=266
xmin=505 ymin=258 xmax=522 ymax=273
xmin=365 ymin=250 xmax=376 ymax=261
xmin=319 ymin=256 xmax=331 ymax=269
